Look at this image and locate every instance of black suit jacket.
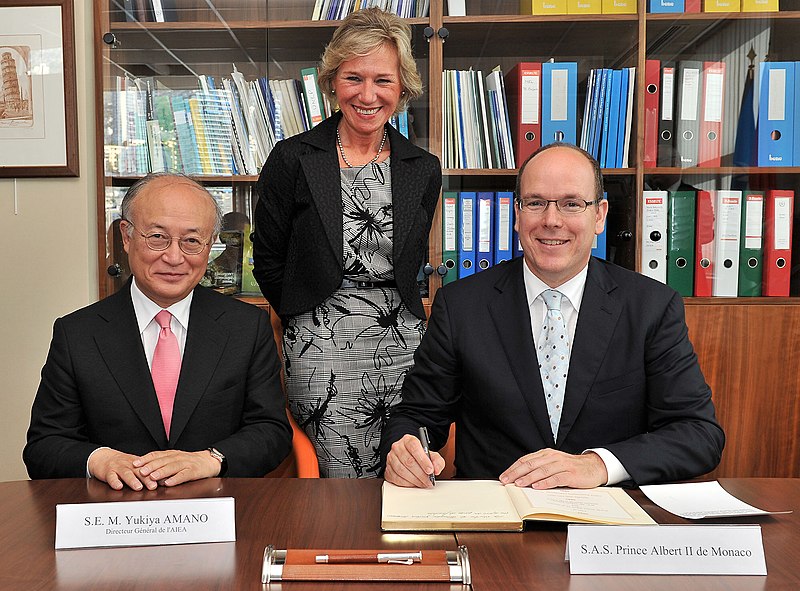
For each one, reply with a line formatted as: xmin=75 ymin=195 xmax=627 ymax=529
xmin=380 ymin=257 xmax=725 ymax=485
xmin=252 ymin=112 xmax=442 ymax=320
xmin=24 ymin=283 xmax=292 ymax=479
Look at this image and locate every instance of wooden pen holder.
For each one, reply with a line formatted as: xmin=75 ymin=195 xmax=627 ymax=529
xmin=261 ymin=545 xmax=471 ymax=584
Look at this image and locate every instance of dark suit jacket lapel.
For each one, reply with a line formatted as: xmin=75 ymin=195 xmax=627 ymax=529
xmin=488 ymin=258 xmax=556 ymax=446
xmin=300 ymin=113 xmax=343 ymax=260
xmin=169 ymin=287 xmax=229 ymax=445
xmin=93 ymin=282 xmax=167 ymax=447
xmin=557 ymin=258 xmax=621 ymax=446
xmin=388 ymin=124 xmax=424 ymax=259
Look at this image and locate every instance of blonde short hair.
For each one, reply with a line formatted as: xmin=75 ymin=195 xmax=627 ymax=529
xmin=317 ymin=8 xmax=423 ymax=114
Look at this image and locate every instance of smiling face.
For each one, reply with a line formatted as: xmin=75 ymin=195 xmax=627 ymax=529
xmin=333 ymin=42 xmax=402 ymax=142
xmin=121 ymin=177 xmax=217 ymax=308
xmin=514 ymin=147 xmax=608 ymax=287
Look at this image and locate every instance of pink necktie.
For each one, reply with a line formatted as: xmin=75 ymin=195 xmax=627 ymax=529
xmin=152 ymin=310 xmax=181 ymax=438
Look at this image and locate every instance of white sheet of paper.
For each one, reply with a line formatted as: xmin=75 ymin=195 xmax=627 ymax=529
xmin=639 ymin=481 xmax=792 ymax=519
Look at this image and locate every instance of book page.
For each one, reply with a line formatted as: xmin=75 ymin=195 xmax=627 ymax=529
xmin=381 ymin=480 xmax=522 ymax=531
xmin=506 ymin=486 xmax=656 ymax=525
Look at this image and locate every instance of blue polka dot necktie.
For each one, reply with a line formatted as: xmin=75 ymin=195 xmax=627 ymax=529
xmin=536 ymin=289 xmax=570 ymax=441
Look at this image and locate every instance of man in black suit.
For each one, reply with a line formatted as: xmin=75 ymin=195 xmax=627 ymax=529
xmin=381 ymin=143 xmax=724 ymax=489
xmin=24 ymin=173 xmax=292 ymax=490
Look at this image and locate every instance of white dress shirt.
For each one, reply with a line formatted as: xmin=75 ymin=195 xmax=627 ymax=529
xmin=521 ymin=261 xmax=632 ymax=485
xmin=130 ymin=278 xmax=193 ymax=367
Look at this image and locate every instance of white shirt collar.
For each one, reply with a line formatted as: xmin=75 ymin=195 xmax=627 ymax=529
xmin=130 ymin=277 xmax=194 ymax=334
xmin=521 ymin=260 xmax=588 ymax=313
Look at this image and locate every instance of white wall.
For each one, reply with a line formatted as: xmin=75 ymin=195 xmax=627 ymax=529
xmin=0 ymin=0 xmax=96 ymax=481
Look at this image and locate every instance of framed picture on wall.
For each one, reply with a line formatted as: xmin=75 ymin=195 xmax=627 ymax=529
xmin=0 ymin=0 xmax=78 ymax=177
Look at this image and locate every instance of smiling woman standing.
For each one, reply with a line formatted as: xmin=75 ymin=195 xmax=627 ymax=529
xmin=253 ymin=9 xmax=442 ymax=478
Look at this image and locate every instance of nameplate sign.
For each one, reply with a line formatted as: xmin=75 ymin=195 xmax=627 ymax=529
xmin=55 ymin=497 xmax=235 ymax=549
xmin=566 ymin=524 xmax=766 ymax=575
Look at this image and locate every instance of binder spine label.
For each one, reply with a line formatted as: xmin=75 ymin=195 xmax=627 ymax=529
xmin=662 ymin=68 xmax=674 ymax=120
xmin=498 ymin=197 xmax=511 ymax=251
xmin=768 ymin=69 xmax=786 ymax=121
xmin=744 ymin=195 xmax=763 ymax=250
xmin=444 ymin=197 xmax=457 ymax=251
xmin=774 ymin=197 xmax=792 ymax=249
xmin=462 ymin=201 xmax=474 ymax=250
xmin=704 ymin=72 xmax=724 ymax=122
xmin=680 ymin=68 xmax=700 ymax=122
xmin=478 ymin=199 xmax=492 ymax=253
xmin=551 ymin=69 xmax=569 ymax=122
xmin=522 ymin=72 xmax=540 ymax=124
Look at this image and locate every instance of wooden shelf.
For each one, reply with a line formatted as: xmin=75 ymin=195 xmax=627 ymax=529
xmin=94 ymin=0 xmax=800 ymax=480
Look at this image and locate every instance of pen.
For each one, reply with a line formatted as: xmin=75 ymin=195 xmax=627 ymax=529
xmin=418 ymin=426 xmax=436 ymax=487
xmin=315 ymin=551 xmax=423 ymax=564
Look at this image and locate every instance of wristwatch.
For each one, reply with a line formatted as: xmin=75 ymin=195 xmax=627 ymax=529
xmin=207 ymin=447 xmax=228 ymax=477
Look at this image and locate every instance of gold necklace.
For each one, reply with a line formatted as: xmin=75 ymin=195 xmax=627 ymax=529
xmin=337 ymin=127 xmax=388 ymax=168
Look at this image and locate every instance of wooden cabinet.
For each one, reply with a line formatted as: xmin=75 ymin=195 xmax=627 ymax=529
xmin=93 ymin=0 xmax=800 ymax=477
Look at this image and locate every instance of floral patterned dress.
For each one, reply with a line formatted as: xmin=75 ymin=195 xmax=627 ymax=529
xmin=283 ymin=158 xmax=425 ymax=477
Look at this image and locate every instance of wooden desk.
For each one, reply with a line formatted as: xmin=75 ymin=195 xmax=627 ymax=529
xmin=457 ymin=478 xmax=800 ymax=591
xmin=0 ymin=478 xmax=458 ymax=591
xmin=0 ymin=478 xmax=797 ymax=590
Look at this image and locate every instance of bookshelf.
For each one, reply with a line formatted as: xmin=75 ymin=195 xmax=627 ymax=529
xmin=94 ymin=0 xmax=799 ymax=477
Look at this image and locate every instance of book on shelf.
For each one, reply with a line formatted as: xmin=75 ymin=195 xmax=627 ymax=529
xmin=568 ymin=0 xmax=601 ymax=13
xmin=389 ymin=110 xmax=410 ymax=139
xmin=486 ymin=67 xmax=515 ymax=168
xmin=741 ymin=0 xmax=778 ymax=10
xmin=675 ymin=60 xmax=702 ymax=168
xmin=666 ymin=190 xmax=696 ymax=297
xmin=441 ymin=191 xmax=459 ymax=285
xmin=711 ymin=190 xmax=742 ymax=297
xmin=381 ymin=480 xmax=656 ymax=531
xmin=757 ymin=62 xmax=794 ymax=167
xmin=738 ymin=190 xmax=764 ymax=297
xmin=704 ymin=0 xmax=741 ymax=10
xmin=542 ymin=61 xmax=577 ymax=147
xmin=657 ymin=63 xmax=676 ymax=167
xmin=170 ymin=92 xmax=203 ymax=175
xmin=641 ymin=190 xmax=668 ymax=284
xmin=521 ymin=0 xmax=568 ymax=15
xmin=763 ymin=189 xmax=794 ymax=296
xmin=644 ymin=60 xmax=660 ymax=167
xmin=649 ymin=0 xmax=685 ymax=12
xmin=620 ymin=66 xmax=636 ymax=167
xmin=581 ymin=66 xmax=635 ymax=167
xmin=312 ymin=0 xmax=430 ymax=20
xmin=698 ymin=61 xmax=725 ymax=168
xmin=506 ymin=62 xmax=542 ymax=166
xmin=441 ymin=67 xmax=515 ymax=169
xmin=240 ymin=223 xmax=263 ymax=296
xmin=151 ymin=0 xmax=177 ymax=22
xmin=602 ymin=0 xmax=636 ymax=13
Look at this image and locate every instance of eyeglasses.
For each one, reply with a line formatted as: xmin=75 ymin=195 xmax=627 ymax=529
xmin=516 ymin=197 xmax=599 ymax=215
xmin=125 ymin=221 xmax=211 ymax=255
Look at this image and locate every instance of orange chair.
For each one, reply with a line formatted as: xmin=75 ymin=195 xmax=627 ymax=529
xmin=265 ymin=408 xmax=320 ymax=478
xmin=265 ymin=307 xmax=320 ymax=478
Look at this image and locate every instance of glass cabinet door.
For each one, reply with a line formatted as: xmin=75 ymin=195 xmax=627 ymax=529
xmin=645 ymin=13 xmax=800 ymax=296
xmin=437 ymin=3 xmax=639 ymax=275
xmin=96 ymin=1 xmax=432 ymax=302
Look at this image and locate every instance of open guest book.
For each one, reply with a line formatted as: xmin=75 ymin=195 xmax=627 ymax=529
xmin=381 ymin=481 xmax=656 ymax=531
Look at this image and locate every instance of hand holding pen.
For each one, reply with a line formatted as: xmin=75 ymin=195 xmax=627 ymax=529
xmin=383 ymin=432 xmax=445 ymax=488
xmin=418 ymin=427 xmax=436 ymax=487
